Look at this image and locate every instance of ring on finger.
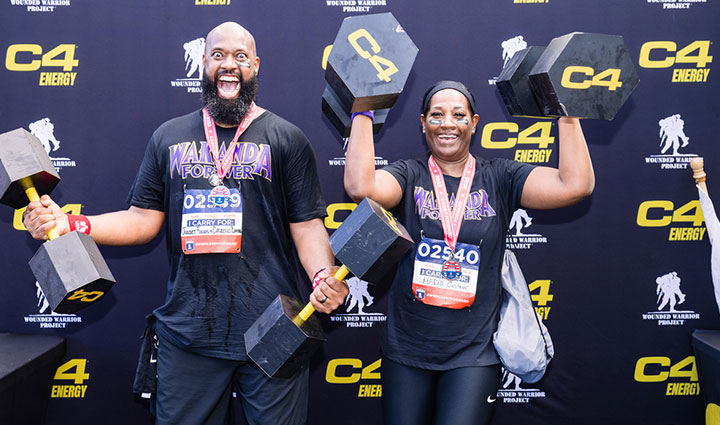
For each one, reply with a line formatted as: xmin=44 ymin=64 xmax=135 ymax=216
xmin=319 ymin=295 xmax=328 ymax=304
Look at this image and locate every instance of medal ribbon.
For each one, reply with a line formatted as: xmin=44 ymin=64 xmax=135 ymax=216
xmin=202 ymin=102 xmax=257 ymax=180
xmin=428 ymin=155 xmax=476 ymax=251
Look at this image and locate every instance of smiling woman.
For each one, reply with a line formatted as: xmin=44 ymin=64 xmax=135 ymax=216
xmin=342 ymin=79 xmax=594 ymax=425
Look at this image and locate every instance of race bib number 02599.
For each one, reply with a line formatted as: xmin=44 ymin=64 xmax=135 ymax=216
xmin=181 ymin=187 xmax=243 ymax=254
xmin=412 ymin=238 xmax=480 ymax=309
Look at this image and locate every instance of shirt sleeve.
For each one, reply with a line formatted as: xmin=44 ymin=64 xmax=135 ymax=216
xmin=281 ymin=127 xmax=327 ymax=223
xmin=380 ymin=159 xmax=411 ymax=197
xmin=127 ymin=134 xmax=165 ymax=212
xmin=490 ymin=157 xmax=536 ymax=214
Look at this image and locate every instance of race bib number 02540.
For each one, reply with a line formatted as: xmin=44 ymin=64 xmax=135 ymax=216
xmin=412 ymin=238 xmax=480 ymax=309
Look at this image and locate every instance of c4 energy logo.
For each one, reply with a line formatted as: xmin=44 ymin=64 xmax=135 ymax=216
xmin=194 ymin=0 xmax=230 ymax=4
xmin=489 ymin=35 xmax=527 ymax=85
xmin=481 ymin=121 xmax=555 ymax=164
xmin=6 ymin=43 xmax=78 ymax=86
xmin=331 ymin=277 xmax=386 ymax=328
xmin=51 ymin=359 xmax=90 ymax=398
xmin=9 ymin=0 xmax=71 ymax=13
xmin=530 ymin=279 xmax=553 ymax=320
xmin=28 ymin=117 xmax=76 ymax=170
xmin=636 ymin=199 xmax=705 ymax=241
xmin=171 ymin=38 xmax=204 ymax=93
xmin=496 ymin=368 xmax=547 ymax=403
xmin=645 ymin=114 xmax=698 ymax=170
xmin=325 ymin=357 xmax=382 ymax=398
xmin=324 ymin=0 xmax=387 ymax=13
xmin=506 ymin=209 xmax=548 ymax=249
xmin=646 ymin=0 xmax=707 ymax=10
xmin=639 ymin=40 xmax=711 ymax=81
xmin=634 ymin=355 xmax=700 ymax=396
xmin=642 ymin=272 xmax=700 ymax=325
xmin=325 ymin=203 xmax=356 ymax=230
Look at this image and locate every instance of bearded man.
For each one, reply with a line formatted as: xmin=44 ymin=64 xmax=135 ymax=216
xmin=23 ymin=22 xmax=348 ymax=425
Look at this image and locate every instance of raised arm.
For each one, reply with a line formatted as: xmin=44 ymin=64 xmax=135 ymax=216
xmin=23 ymin=194 xmax=165 ymax=246
xmin=520 ymin=117 xmax=595 ymax=209
xmin=344 ymin=114 xmax=403 ymax=210
xmin=289 ymin=218 xmax=348 ymax=314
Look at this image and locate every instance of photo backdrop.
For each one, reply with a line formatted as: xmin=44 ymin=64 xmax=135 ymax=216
xmin=1 ymin=1 xmax=718 ymax=424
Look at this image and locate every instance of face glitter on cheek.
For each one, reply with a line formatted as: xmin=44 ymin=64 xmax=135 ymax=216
xmin=456 ymin=118 xmax=469 ymax=125
xmin=428 ymin=119 xmax=442 ymax=125
xmin=238 ymin=61 xmax=251 ymax=68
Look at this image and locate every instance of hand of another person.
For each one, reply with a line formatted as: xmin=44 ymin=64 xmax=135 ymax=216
xmin=22 ymin=194 xmax=69 ymax=240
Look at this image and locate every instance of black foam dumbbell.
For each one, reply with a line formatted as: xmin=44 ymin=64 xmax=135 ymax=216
xmin=0 ymin=128 xmax=115 ymax=314
xmin=244 ymin=198 xmax=413 ymax=378
xmin=497 ymin=32 xmax=640 ymax=120
xmin=322 ymin=12 xmax=418 ymax=138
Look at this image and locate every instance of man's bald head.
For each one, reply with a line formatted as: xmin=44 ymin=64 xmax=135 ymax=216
xmin=205 ymin=22 xmax=257 ymax=57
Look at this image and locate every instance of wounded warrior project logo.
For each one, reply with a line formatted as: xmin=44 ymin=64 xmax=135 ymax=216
xmin=29 ymin=117 xmax=76 ymax=170
xmin=328 ymin=136 xmax=387 ymax=167
xmin=488 ymin=35 xmax=527 ymax=86
xmin=495 ymin=368 xmax=547 ymax=403
xmin=24 ymin=282 xmax=82 ymax=329
xmin=505 ymin=209 xmax=547 ymax=249
xmin=645 ymin=114 xmax=698 ymax=170
xmin=324 ymin=0 xmax=387 ymax=13
xmin=331 ymin=277 xmax=386 ymax=328
xmin=171 ymin=38 xmax=204 ymax=93
xmin=641 ymin=272 xmax=700 ymax=326
xmin=9 ymin=0 xmax=70 ymax=12
xmin=646 ymin=0 xmax=707 ymax=9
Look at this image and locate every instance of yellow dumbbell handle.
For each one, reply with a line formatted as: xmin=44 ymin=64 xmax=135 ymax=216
xmin=292 ymin=265 xmax=350 ymax=327
xmin=21 ymin=178 xmax=60 ymax=241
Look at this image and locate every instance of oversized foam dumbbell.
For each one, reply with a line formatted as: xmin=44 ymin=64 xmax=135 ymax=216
xmin=0 ymin=128 xmax=115 ymax=314
xmin=496 ymin=32 xmax=640 ymax=120
xmin=497 ymin=46 xmax=547 ymax=118
xmin=244 ymin=198 xmax=413 ymax=378
xmin=321 ymin=85 xmax=390 ymax=138
xmin=322 ymin=12 xmax=418 ymax=138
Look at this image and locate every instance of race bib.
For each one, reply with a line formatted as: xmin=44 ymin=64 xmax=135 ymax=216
xmin=412 ymin=237 xmax=480 ymax=309
xmin=181 ymin=187 xmax=242 ymax=254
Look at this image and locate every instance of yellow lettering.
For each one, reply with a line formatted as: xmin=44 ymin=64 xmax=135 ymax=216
xmin=324 ymin=203 xmax=357 ymax=230
xmin=326 ymin=358 xmax=362 ymax=384
xmin=634 ymin=357 xmax=670 ymax=382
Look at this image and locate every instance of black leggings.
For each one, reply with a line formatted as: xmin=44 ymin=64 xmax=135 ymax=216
xmin=382 ymin=358 xmax=501 ymax=425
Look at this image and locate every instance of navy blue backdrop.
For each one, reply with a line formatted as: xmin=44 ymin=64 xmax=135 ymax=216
xmin=1 ymin=1 xmax=718 ymax=424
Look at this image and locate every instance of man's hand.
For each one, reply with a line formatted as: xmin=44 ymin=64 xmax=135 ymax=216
xmin=310 ymin=265 xmax=349 ymax=314
xmin=23 ymin=194 xmax=69 ymax=240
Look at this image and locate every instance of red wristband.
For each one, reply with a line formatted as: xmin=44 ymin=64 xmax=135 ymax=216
xmin=67 ymin=214 xmax=91 ymax=235
xmin=312 ymin=268 xmax=327 ymax=289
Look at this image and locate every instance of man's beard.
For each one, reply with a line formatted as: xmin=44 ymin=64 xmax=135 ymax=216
xmin=201 ymin=71 xmax=258 ymax=126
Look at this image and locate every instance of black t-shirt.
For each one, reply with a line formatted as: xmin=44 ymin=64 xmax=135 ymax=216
xmin=381 ymin=155 xmax=534 ymax=370
xmin=128 ymin=109 xmax=326 ymax=360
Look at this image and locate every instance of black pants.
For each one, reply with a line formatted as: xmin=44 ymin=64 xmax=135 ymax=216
xmin=155 ymin=336 xmax=309 ymax=425
xmin=382 ymin=358 xmax=501 ymax=425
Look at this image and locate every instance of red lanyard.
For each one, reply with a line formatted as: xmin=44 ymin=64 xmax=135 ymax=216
xmin=202 ymin=102 xmax=257 ymax=179
xmin=427 ymin=155 xmax=476 ymax=251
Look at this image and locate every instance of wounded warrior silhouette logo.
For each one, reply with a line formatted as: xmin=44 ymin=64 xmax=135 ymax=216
xmin=184 ymin=38 xmax=205 ymax=79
